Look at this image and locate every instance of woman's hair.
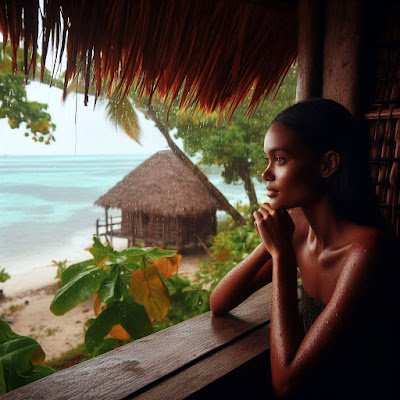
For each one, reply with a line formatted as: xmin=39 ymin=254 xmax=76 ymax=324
xmin=273 ymin=98 xmax=386 ymax=229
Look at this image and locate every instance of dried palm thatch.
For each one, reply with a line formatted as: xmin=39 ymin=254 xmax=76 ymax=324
xmin=95 ymin=150 xmax=217 ymax=217
xmin=0 ymin=0 xmax=297 ymax=114
xmin=95 ymin=150 xmax=218 ymax=248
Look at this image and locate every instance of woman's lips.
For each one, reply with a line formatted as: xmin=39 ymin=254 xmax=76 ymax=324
xmin=266 ymin=188 xmax=279 ymax=197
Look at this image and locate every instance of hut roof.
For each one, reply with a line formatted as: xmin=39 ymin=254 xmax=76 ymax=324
xmin=0 ymin=0 xmax=297 ymax=115
xmin=95 ymin=150 xmax=218 ymax=217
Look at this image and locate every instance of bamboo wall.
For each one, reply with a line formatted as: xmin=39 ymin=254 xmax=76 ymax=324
xmin=364 ymin=2 xmax=400 ymax=236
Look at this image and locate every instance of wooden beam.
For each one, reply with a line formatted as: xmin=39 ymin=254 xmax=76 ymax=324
xmin=296 ymin=0 xmax=325 ymax=101
xmin=3 ymin=286 xmax=272 ymax=400
xmin=322 ymin=0 xmax=362 ymax=115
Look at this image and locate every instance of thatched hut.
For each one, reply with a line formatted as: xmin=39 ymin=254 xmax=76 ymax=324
xmin=95 ymin=151 xmax=217 ymax=249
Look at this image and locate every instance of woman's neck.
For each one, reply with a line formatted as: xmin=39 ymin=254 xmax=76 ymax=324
xmin=301 ymin=196 xmax=351 ymax=252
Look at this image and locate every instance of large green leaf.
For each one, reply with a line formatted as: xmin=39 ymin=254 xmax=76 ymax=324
xmin=144 ymin=248 xmax=177 ymax=261
xmin=61 ymin=259 xmax=95 ymax=286
xmin=0 ymin=337 xmax=40 ymax=372
xmin=6 ymin=365 xmax=55 ymax=391
xmin=0 ymin=361 xmax=5 ymax=395
xmin=85 ymin=301 xmax=152 ymax=353
xmin=99 ymin=265 xmax=120 ymax=304
xmin=90 ymin=237 xmax=116 ymax=267
xmin=0 ymin=319 xmax=19 ymax=344
xmin=50 ymin=264 xmax=103 ymax=315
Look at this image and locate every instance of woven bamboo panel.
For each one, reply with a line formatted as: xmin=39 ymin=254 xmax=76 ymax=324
xmin=365 ymin=3 xmax=400 ymax=237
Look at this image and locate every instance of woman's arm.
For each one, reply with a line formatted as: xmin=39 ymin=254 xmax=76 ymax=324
xmin=255 ymin=204 xmax=380 ymax=397
xmin=210 ymin=243 xmax=273 ymax=316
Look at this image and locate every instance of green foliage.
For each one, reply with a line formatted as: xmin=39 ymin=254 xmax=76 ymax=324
xmin=0 ymin=319 xmax=55 ymax=394
xmin=0 ymin=42 xmax=57 ymax=144
xmin=195 ymin=225 xmax=262 ymax=292
xmin=51 ymin=260 xmax=67 ymax=285
xmin=0 ymin=268 xmax=10 ymax=283
xmin=50 ymin=237 xmax=207 ymax=358
xmin=169 ymin=64 xmax=297 ymax=209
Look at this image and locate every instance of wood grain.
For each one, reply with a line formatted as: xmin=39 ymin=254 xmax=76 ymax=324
xmin=2 ymin=285 xmax=272 ymax=400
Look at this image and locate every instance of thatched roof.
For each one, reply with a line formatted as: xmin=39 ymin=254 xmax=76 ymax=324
xmin=0 ymin=0 xmax=297 ymax=114
xmin=95 ymin=150 xmax=218 ymax=217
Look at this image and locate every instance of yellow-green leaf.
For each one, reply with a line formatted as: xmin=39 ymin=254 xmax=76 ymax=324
xmin=109 ymin=325 xmax=131 ymax=340
xmin=31 ymin=346 xmax=45 ymax=366
xmin=150 ymin=255 xmax=182 ymax=278
xmin=130 ymin=265 xmax=170 ymax=321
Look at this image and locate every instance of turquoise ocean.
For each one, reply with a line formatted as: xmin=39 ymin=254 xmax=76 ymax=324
xmin=0 ymin=154 xmax=267 ymax=277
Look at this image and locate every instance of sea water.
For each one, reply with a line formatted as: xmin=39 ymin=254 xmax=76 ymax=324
xmin=0 ymin=154 xmax=266 ymax=277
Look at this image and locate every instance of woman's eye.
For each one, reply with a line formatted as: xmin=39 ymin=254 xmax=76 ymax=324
xmin=275 ymin=156 xmax=285 ymax=163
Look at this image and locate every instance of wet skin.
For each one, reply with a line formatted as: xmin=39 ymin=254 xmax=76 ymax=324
xmin=210 ymin=123 xmax=398 ymax=397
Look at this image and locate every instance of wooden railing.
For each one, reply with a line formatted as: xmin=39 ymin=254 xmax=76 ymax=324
xmin=2 ymin=286 xmax=273 ymax=400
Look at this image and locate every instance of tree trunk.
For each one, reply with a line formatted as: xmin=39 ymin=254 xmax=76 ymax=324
xmin=146 ymin=106 xmax=246 ymax=226
xmin=238 ymin=164 xmax=259 ymax=213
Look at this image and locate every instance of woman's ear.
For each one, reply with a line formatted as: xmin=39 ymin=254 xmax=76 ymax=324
xmin=320 ymin=150 xmax=340 ymax=178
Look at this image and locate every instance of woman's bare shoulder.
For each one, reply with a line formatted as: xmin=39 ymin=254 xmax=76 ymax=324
xmin=289 ymin=207 xmax=309 ymax=245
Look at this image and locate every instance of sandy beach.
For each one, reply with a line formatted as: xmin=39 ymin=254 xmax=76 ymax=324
xmin=0 ymin=246 xmax=205 ymax=363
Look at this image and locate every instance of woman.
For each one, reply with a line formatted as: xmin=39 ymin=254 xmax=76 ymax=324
xmin=210 ymin=99 xmax=399 ymax=398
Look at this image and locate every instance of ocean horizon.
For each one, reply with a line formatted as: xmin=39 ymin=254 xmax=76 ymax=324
xmin=1 ymin=153 xmax=267 ymax=277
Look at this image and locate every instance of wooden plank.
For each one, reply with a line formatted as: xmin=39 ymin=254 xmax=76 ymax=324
xmin=3 ymin=286 xmax=272 ymax=400
xmin=134 ymin=325 xmax=271 ymax=400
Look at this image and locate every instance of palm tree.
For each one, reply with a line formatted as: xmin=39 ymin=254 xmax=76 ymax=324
xmin=65 ymin=75 xmax=246 ymax=225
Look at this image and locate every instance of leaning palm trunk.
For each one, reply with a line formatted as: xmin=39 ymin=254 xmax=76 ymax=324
xmin=146 ymin=106 xmax=246 ymax=226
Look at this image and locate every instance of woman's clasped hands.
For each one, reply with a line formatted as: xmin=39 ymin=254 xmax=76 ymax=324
xmin=253 ymin=203 xmax=295 ymax=258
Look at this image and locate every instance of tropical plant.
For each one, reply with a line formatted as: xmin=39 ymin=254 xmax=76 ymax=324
xmin=194 ymin=225 xmax=262 ymax=292
xmin=50 ymin=237 xmax=209 ymax=358
xmin=0 ymin=319 xmax=55 ymax=394
xmin=0 ymin=268 xmax=10 ymax=283
xmin=51 ymin=260 xmax=67 ymax=285
xmin=0 ymin=42 xmax=57 ymax=144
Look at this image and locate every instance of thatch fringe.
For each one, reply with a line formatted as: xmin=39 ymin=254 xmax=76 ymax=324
xmin=0 ymin=0 xmax=297 ymax=114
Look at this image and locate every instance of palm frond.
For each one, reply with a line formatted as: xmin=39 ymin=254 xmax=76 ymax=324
xmin=106 ymin=96 xmax=141 ymax=144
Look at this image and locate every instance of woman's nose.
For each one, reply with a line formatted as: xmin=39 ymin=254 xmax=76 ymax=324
xmin=262 ymin=166 xmax=274 ymax=181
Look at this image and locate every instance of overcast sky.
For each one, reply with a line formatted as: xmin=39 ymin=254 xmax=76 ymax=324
xmin=0 ymin=81 xmax=182 ymax=155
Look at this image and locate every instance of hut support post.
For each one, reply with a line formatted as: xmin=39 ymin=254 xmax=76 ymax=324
xmin=322 ymin=0 xmax=362 ymax=116
xmin=296 ymin=0 xmax=325 ymax=102
xmin=105 ymin=208 xmax=109 ymax=235
xmin=96 ymin=218 xmax=99 ymax=238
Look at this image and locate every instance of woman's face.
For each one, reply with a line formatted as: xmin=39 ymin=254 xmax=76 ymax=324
xmin=262 ymin=123 xmax=321 ymax=210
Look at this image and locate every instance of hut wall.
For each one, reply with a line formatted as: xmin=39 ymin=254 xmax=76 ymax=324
xmin=122 ymin=211 xmax=216 ymax=248
xmin=363 ymin=1 xmax=400 ymax=237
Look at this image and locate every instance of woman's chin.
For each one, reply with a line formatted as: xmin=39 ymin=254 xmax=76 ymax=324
xmin=266 ymin=197 xmax=295 ymax=211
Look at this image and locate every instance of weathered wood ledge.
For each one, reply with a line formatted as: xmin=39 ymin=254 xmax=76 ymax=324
xmin=2 ymin=286 xmax=273 ymax=400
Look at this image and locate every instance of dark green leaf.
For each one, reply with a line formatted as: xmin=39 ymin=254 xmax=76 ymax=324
xmin=0 ymin=337 xmax=39 ymax=372
xmin=61 ymin=259 xmax=95 ymax=286
xmin=85 ymin=301 xmax=152 ymax=353
xmin=0 ymin=361 xmax=5 ymax=395
xmin=50 ymin=265 xmax=103 ymax=315
xmin=99 ymin=265 xmax=120 ymax=304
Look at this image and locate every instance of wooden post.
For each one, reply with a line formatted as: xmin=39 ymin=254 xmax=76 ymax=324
xmin=105 ymin=208 xmax=109 ymax=235
xmin=322 ymin=0 xmax=362 ymax=115
xmin=296 ymin=0 xmax=325 ymax=102
xmin=96 ymin=218 xmax=99 ymax=238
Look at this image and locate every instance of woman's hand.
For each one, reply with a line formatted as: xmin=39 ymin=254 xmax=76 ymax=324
xmin=253 ymin=203 xmax=295 ymax=258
